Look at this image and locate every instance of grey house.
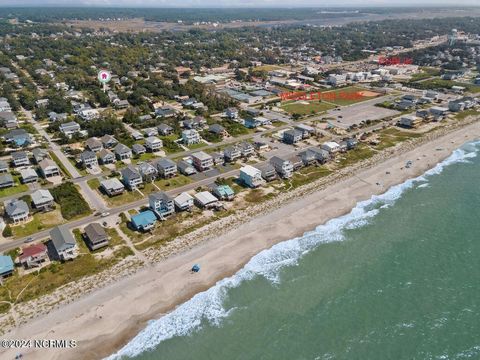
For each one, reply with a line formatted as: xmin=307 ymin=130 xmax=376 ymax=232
xmin=121 ymin=166 xmax=143 ymax=190
xmin=177 ymin=160 xmax=197 ymax=176
xmin=84 ymin=223 xmax=109 ymax=251
xmin=98 ymin=149 xmax=115 ymax=165
xmin=144 ymin=136 xmax=163 ymax=152
xmin=39 ymin=158 xmax=61 ymax=178
xmin=0 ymin=160 xmax=8 ymax=173
xmin=137 ymin=162 xmax=158 ymax=182
xmin=4 ymin=198 xmax=29 ymax=224
xmin=85 ymin=137 xmax=103 ymax=152
xmin=80 ymin=150 xmax=98 ymax=168
xmin=157 ymin=123 xmax=173 ymax=135
xmin=19 ymin=168 xmax=38 ymax=183
xmin=155 ymin=158 xmax=177 ymax=178
xmin=283 ymin=129 xmax=303 ymax=144
xmin=50 ymin=226 xmax=79 ymax=261
xmin=31 ymin=189 xmax=55 ymax=211
xmin=11 ymin=151 xmax=30 ymax=167
xmin=101 ymin=134 xmax=118 ymax=149
xmin=0 ymin=173 xmax=14 ymax=188
xmin=32 ymin=148 xmax=49 ymax=164
xmin=100 ymin=178 xmax=125 ymax=196
xmin=114 ymin=143 xmax=132 ymax=161
xmin=132 ymin=144 xmax=146 ymax=156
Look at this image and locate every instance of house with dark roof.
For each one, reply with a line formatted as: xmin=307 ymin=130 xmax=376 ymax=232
xmin=98 ymin=149 xmax=115 ymax=165
xmin=11 ymin=151 xmax=30 ymax=167
xmin=137 ymin=162 xmax=158 ymax=182
xmin=0 ymin=173 xmax=14 ymax=188
xmin=32 ymin=148 xmax=49 ymax=164
xmin=154 ymin=158 xmax=177 ymax=178
xmin=157 ymin=123 xmax=173 ymax=136
xmin=114 ymin=143 xmax=132 ymax=161
xmin=121 ymin=166 xmax=143 ymax=190
xmin=80 ymin=150 xmax=98 ymax=168
xmin=84 ymin=223 xmax=109 ymax=251
xmin=101 ymin=134 xmax=118 ymax=149
xmin=85 ymin=137 xmax=103 ymax=152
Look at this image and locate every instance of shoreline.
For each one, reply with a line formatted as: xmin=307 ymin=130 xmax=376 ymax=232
xmin=2 ymin=119 xmax=480 ymax=360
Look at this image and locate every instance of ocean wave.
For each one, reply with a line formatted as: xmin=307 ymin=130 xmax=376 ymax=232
xmin=106 ymin=142 xmax=480 ymax=360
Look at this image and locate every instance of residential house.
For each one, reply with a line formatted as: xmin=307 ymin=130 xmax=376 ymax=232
xmin=294 ymin=124 xmax=316 ymax=138
xmin=0 ymin=160 xmax=8 ymax=173
xmin=157 ymin=123 xmax=174 ymax=136
xmin=39 ymin=158 xmax=60 ymax=178
xmin=238 ymin=142 xmax=255 ymax=157
xmin=85 ymin=137 xmax=103 ymax=152
xmin=212 ymin=184 xmax=235 ymax=201
xmin=114 ymin=143 xmax=132 ymax=161
xmin=240 ymin=165 xmax=265 ymax=188
xmin=270 ymin=156 xmax=294 ymax=178
xmin=19 ymin=243 xmax=48 ymax=269
xmin=211 ymin=152 xmax=224 ymax=166
xmin=121 ymin=166 xmax=143 ymax=190
xmin=226 ymin=107 xmax=239 ymax=119
xmin=59 ymin=122 xmax=81 ymax=137
xmin=145 ymin=136 xmax=163 ymax=152
xmin=48 ymin=111 xmax=67 ymax=122
xmin=132 ymin=144 xmax=146 ymax=156
xmin=283 ymin=129 xmax=303 ymax=144
xmin=84 ymin=223 xmax=109 ymax=251
xmin=131 ymin=210 xmax=157 ymax=232
xmin=97 ymin=149 xmax=115 ymax=165
xmin=4 ymin=198 xmax=29 ymax=224
xmin=177 ymin=160 xmax=197 ymax=176
xmin=137 ymin=162 xmax=158 ymax=182
xmin=191 ymin=151 xmax=214 ymax=171
xmin=288 ymin=155 xmax=304 ymax=170
xmin=398 ymin=115 xmax=422 ymax=128
xmin=143 ymin=127 xmax=159 ymax=137
xmin=0 ymin=174 xmax=14 ymax=188
xmin=100 ymin=178 xmax=125 ymax=197
xmin=174 ymin=192 xmax=194 ymax=211
xmin=131 ymin=131 xmax=143 ymax=141
xmin=32 ymin=148 xmax=49 ymax=164
xmin=321 ymin=142 xmax=341 ymax=154
xmin=0 ymin=255 xmax=14 ymax=278
xmin=19 ymin=168 xmax=38 ymax=183
xmin=101 ymin=134 xmax=118 ymax=149
xmin=138 ymin=114 xmax=152 ymax=122
xmin=4 ymin=129 xmax=30 ymax=147
xmin=155 ymin=107 xmax=176 ymax=118
xmin=11 ymin=151 xmax=30 ymax=167
xmin=0 ymin=111 xmax=18 ymax=129
xmin=149 ymin=192 xmax=175 ymax=218
xmin=255 ymin=163 xmax=277 ymax=181
xmin=194 ymin=191 xmax=219 ymax=208
xmin=182 ymin=129 xmax=201 ymax=145
xmin=209 ymin=124 xmax=228 ymax=137
xmin=224 ymin=146 xmax=241 ymax=162
xmin=113 ymin=99 xmax=129 ymax=109
xmin=31 ymin=189 xmax=55 ymax=211
xmin=50 ymin=226 xmax=79 ymax=261
xmin=78 ymin=108 xmax=100 ymax=121
xmin=80 ymin=150 xmax=98 ymax=168
xmin=155 ymin=158 xmax=177 ymax=178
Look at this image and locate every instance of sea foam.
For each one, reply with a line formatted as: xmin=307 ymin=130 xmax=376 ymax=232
xmin=106 ymin=142 xmax=479 ymax=360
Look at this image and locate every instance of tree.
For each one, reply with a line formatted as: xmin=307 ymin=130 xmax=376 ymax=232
xmin=2 ymin=225 xmax=12 ymax=237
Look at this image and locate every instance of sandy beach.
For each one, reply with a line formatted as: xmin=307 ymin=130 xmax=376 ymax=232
xmin=2 ymin=119 xmax=480 ymax=360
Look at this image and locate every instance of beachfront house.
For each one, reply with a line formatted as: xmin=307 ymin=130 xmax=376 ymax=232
xmin=321 ymin=142 xmax=341 ymax=154
xmin=240 ymin=165 xmax=265 ymax=188
xmin=19 ymin=243 xmax=48 ymax=269
xmin=0 ymin=255 xmax=14 ymax=278
xmin=84 ymin=223 xmax=109 ymax=251
xmin=269 ymin=156 xmax=294 ymax=179
xmin=149 ymin=192 xmax=175 ymax=219
xmin=194 ymin=191 xmax=220 ymax=209
xmin=174 ymin=192 xmax=194 ymax=211
xmin=212 ymin=184 xmax=235 ymax=201
xmin=255 ymin=163 xmax=277 ymax=182
xmin=50 ymin=226 xmax=79 ymax=261
xmin=131 ymin=210 xmax=157 ymax=232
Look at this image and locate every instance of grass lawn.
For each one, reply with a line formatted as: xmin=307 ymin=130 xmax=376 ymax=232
xmin=288 ymin=166 xmax=333 ymax=189
xmin=0 ymin=229 xmax=133 ymax=312
xmin=334 ymin=144 xmax=376 ymax=168
xmin=281 ymin=100 xmax=335 ymax=115
xmin=48 ymin=151 xmax=71 ymax=178
xmin=454 ymin=108 xmax=480 ymax=120
xmin=154 ymin=175 xmax=192 ymax=190
xmin=0 ymin=177 xmax=28 ymax=198
xmin=12 ymin=209 xmax=64 ymax=238
xmin=187 ymin=141 xmax=208 ymax=150
xmin=132 ymin=152 xmax=159 ymax=164
xmin=374 ymin=128 xmax=423 ymax=151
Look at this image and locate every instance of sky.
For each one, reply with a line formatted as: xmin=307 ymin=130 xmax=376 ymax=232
xmin=0 ymin=0 xmax=479 ymax=7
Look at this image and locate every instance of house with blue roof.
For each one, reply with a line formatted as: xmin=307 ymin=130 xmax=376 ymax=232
xmin=212 ymin=184 xmax=235 ymax=201
xmin=131 ymin=210 xmax=157 ymax=232
xmin=0 ymin=255 xmax=14 ymax=278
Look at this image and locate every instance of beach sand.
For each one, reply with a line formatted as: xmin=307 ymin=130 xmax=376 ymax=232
xmin=2 ymin=120 xmax=479 ymax=360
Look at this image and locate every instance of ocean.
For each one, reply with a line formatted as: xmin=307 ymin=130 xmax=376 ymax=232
xmin=108 ymin=141 xmax=480 ymax=360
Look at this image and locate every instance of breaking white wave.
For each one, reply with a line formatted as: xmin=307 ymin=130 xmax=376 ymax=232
xmin=106 ymin=142 xmax=480 ymax=360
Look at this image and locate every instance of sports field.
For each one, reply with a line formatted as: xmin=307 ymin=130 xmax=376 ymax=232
xmin=281 ymin=100 xmax=336 ymax=115
xmin=320 ymin=86 xmax=381 ymax=106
